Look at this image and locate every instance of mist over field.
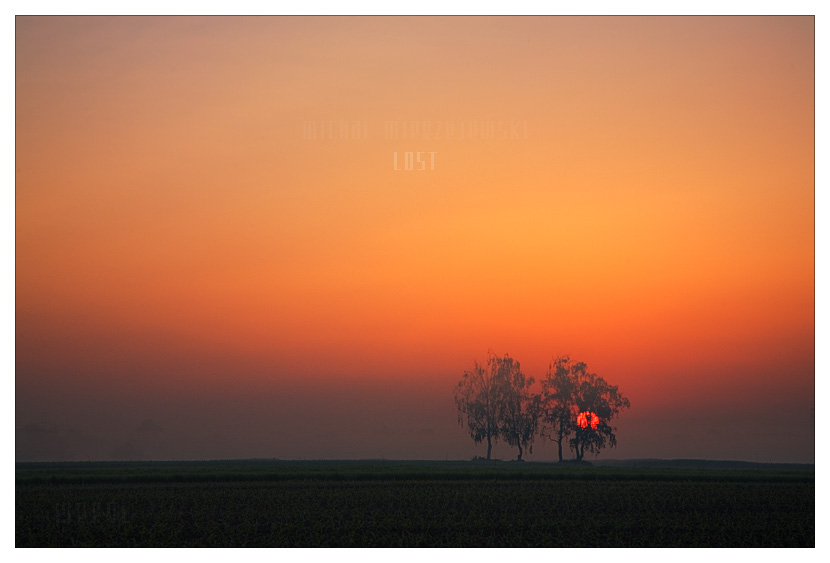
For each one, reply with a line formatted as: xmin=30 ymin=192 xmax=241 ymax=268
xmin=16 ymin=372 xmax=813 ymax=463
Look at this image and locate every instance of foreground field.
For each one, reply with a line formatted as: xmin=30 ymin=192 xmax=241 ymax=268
xmin=16 ymin=460 xmax=814 ymax=547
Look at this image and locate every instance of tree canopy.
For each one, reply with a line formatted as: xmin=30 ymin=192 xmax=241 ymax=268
xmin=453 ymin=354 xmax=504 ymax=460
xmin=563 ymin=358 xmax=631 ymax=461
xmin=493 ymin=355 xmax=539 ymax=461
xmin=456 ymin=353 xmax=629 ymax=462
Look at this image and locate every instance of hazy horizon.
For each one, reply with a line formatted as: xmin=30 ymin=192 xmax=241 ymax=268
xmin=16 ymin=16 xmax=814 ymax=464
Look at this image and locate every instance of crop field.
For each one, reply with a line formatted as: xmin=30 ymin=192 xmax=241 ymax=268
xmin=16 ymin=460 xmax=814 ymax=547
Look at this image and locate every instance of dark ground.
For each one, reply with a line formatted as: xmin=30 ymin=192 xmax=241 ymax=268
xmin=16 ymin=459 xmax=815 ymax=547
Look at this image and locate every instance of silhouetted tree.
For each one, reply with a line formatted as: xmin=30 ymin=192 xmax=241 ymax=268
xmin=457 ymin=353 xmax=629 ymax=462
xmin=494 ymin=354 xmax=540 ymax=461
xmin=454 ymin=354 xmax=504 ymax=460
xmin=540 ymin=356 xmax=579 ymax=462
xmin=540 ymin=356 xmax=630 ymax=461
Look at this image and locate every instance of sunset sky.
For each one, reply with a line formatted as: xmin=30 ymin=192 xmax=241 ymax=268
xmin=15 ymin=16 xmax=814 ymax=463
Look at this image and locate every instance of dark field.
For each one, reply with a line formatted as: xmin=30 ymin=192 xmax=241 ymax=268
xmin=16 ymin=460 xmax=815 ymax=547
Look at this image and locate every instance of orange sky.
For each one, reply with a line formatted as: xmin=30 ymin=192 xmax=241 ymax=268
xmin=16 ymin=16 xmax=814 ymax=462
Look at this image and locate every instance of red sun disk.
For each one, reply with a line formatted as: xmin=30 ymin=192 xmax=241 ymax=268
xmin=578 ymin=411 xmax=599 ymax=429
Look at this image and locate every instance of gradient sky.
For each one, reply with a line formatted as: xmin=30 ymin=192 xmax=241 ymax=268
xmin=15 ymin=16 xmax=814 ymax=463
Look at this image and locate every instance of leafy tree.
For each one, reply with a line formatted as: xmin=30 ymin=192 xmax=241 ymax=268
xmin=494 ymin=354 xmax=540 ymax=461
xmin=540 ymin=356 xmax=630 ymax=461
xmin=457 ymin=353 xmax=629 ymax=462
xmin=540 ymin=356 xmax=579 ymax=462
xmin=453 ymin=354 xmax=503 ymax=460
xmin=568 ymin=362 xmax=630 ymax=461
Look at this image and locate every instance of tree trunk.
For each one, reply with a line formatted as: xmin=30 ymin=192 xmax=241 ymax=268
xmin=517 ymin=443 xmax=523 ymax=461
xmin=487 ymin=434 xmax=492 ymax=460
xmin=557 ymin=427 xmax=564 ymax=462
